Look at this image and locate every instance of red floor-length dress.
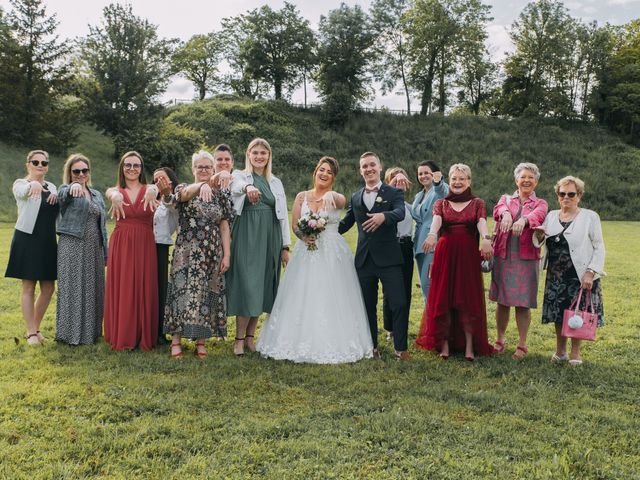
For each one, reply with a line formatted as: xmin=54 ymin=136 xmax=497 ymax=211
xmin=104 ymin=185 xmax=158 ymax=351
xmin=416 ymin=198 xmax=494 ymax=356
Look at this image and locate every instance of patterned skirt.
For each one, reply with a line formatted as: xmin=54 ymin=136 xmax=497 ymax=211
xmin=489 ymin=235 xmax=539 ymax=308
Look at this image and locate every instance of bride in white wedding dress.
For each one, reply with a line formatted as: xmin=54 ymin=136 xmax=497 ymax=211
xmin=256 ymin=157 xmax=373 ymax=363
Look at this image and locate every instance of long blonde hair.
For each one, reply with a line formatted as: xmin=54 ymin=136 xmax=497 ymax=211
xmin=62 ymin=153 xmax=92 ymax=186
xmin=244 ymin=138 xmax=273 ymax=181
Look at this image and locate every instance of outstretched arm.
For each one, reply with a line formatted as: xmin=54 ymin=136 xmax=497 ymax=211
xmin=338 ymin=195 xmax=356 ymax=235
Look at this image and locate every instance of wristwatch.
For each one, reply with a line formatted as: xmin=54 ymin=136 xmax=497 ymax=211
xmin=281 ymin=246 xmax=290 ymax=252
xmin=483 ymin=235 xmax=491 ymax=240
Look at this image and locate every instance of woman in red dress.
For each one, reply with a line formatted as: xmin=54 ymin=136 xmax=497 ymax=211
xmin=104 ymin=151 xmax=159 ymax=351
xmin=416 ymin=163 xmax=494 ymax=360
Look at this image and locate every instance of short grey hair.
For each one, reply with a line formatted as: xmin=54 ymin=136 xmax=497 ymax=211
xmin=514 ymin=162 xmax=540 ymax=181
xmin=449 ymin=163 xmax=472 ymax=180
xmin=192 ymin=150 xmax=214 ymax=168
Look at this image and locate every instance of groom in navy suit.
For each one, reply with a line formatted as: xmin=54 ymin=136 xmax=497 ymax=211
xmin=339 ymin=152 xmax=409 ymax=360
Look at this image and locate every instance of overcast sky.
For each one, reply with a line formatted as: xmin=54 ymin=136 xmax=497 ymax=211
xmin=2 ymin=0 xmax=638 ymax=110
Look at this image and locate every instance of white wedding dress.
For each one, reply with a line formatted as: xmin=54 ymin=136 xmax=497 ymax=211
xmin=256 ymin=196 xmax=373 ymax=364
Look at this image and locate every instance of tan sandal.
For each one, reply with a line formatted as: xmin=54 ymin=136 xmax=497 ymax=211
xmin=25 ymin=333 xmax=41 ymax=346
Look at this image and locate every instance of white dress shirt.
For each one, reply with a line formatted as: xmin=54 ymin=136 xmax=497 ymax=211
xmin=153 ymin=201 xmax=179 ymax=245
xmin=396 ymin=203 xmax=413 ymax=238
xmin=363 ymin=181 xmax=382 ymax=210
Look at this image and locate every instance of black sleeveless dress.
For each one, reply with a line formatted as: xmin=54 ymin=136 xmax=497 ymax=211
xmin=5 ymin=185 xmax=58 ymax=281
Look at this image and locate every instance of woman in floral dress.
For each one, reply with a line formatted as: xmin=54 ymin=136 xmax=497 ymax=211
xmin=163 ymin=151 xmax=233 ymax=358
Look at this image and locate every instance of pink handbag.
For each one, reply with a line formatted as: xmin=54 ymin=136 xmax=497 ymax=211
xmin=561 ymin=289 xmax=598 ymax=341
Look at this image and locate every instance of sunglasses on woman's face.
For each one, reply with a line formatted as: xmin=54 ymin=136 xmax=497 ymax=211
xmin=29 ymin=160 xmax=49 ymax=167
xmin=123 ymin=163 xmax=142 ymax=170
xmin=72 ymin=168 xmax=90 ymax=175
xmin=558 ymin=191 xmax=577 ymax=198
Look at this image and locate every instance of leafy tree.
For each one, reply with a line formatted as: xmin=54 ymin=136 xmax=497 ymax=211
xmin=219 ymin=15 xmax=266 ymax=99
xmin=172 ymin=33 xmax=223 ymax=101
xmin=454 ymin=0 xmax=496 ymax=115
xmin=0 ymin=0 xmax=79 ymax=151
xmin=403 ymin=0 xmax=459 ymax=115
xmin=82 ymin=3 xmax=175 ymax=155
xmin=370 ymin=0 xmax=413 ymax=113
xmin=241 ymin=2 xmax=316 ymax=100
xmin=456 ymin=44 xmax=497 ymax=115
xmin=576 ymin=23 xmax=616 ymax=118
xmin=500 ymin=0 xmax=575 ymax=117
xmin=316 ymin=4 xmax=375 ymax=126
xmin=592 ymin=20 xmax=640 ymax=144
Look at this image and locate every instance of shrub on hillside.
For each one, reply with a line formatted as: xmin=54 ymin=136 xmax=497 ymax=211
xmin=146 ymin=120 xmax=205 ymax=172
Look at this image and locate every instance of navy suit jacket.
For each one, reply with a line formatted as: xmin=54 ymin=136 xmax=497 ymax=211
xmin=339 ymin=183 xmax=405 ymax=269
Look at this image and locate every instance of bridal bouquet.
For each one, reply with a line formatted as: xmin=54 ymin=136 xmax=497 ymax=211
xmin=297 ymin=212 xmax=327 ymax=251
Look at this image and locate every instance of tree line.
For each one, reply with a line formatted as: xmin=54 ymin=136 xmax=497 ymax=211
xmin=0 ymin=0 xmax=638 ymax=168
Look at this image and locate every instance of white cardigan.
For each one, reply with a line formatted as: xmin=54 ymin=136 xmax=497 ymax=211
xmin=13 ymin=178 xmax=58 ymax=234
xmin=534 ymin=208 xmax=606 ymax=281
xmin=230 ymin=170 xmax=291 ymax=247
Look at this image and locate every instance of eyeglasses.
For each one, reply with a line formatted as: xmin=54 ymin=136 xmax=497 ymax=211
xmin=195 ymin=165 xmax=213 ymax=172
xmin=558 ymin=191 xmax=577 ymax=198
xmin=72 ymin=168 xmax=90 ymax=175
xmin=29 ymin=160 xmax=49 ymax=167
xmin=123 ymin=163 xmax=142 ymax=170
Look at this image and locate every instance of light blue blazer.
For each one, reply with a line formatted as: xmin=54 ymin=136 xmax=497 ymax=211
xmin=410 ymin=181 xmax=449 ymax=257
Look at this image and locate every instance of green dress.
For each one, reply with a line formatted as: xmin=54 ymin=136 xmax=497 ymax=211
xmin=227 ymin=174 xmax=283 ymax=317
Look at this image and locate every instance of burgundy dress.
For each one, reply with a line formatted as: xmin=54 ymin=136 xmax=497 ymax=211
xmin=104 ymin=186 xmax=158 ymax=351
xmin=416 ymin=198 xmax=494 ymax=356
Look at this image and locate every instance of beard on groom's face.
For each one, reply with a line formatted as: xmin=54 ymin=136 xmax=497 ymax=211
xmin=359 ymin=155 xmax=382 ymax=184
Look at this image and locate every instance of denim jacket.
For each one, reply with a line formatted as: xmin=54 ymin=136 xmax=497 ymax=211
xmin=57 ymin=184 xmax=109 ymax=261
xmin=411 ymin=180 xmax=449 ymax=256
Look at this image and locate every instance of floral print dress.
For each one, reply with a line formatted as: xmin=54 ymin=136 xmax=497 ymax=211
xmin=163 ymin=185 xmax=234 ymax=339
xmin=541 ymin=221 xmax=604 ymax=326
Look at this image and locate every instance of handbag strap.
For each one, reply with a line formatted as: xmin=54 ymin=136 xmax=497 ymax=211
xmin=585 ymin=289 xmax=596 ymax=315
xmin=569 ymin=288 xmax=584 ymax=313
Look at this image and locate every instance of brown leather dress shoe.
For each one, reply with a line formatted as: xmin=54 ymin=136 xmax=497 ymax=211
xmin=395 ymin=351 xmax=410 ymax=361
xmin=372 ymin=349 xmax=380 ymax=359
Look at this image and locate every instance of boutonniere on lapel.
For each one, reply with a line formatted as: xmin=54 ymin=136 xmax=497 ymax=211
xmin=375 ymin=196 xmax=385 ymax=204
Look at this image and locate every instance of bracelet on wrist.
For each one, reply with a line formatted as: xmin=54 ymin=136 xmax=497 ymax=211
xmin=427 ymin=232 xmax=437 ymax=238
xmin=281 ymin=246 xmax=290 ymax=252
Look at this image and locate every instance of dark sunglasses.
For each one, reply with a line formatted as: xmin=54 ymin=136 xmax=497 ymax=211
xmin=29 ymin=160 xmax=49 ymax=167
xmin=123 ymin=163 xmax=142 ymax=170
xmin=558 ymin=191 xmax=577 ymax=198
xmin=72 ymin=168 xmax=90 ymax=175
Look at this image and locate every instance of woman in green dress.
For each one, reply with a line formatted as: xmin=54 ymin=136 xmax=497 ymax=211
xmin=228 ymin=138 xmax=291 ymax=356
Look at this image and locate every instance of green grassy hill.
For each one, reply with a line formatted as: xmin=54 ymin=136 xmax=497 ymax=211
xmin=0 ymin=125 xmax=116 ymax=222
xmin=2 ymin=99 xmax=639 ymax=221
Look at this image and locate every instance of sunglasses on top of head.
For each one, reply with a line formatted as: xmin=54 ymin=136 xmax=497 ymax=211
xmin=29 ymin=160 xmax=49 ymax=167
xmin=558 ymin=191 xmax=577 ymax=198
xmin=72 ymin=168 xmax=90 ymax=175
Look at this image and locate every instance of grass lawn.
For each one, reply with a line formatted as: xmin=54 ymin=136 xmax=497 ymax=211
xmin=0 ymin=221 xmax=638 ymax=479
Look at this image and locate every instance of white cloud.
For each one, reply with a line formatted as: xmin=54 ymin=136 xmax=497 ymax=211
xmin=607 ymin=0 xmax=640 ymax=5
